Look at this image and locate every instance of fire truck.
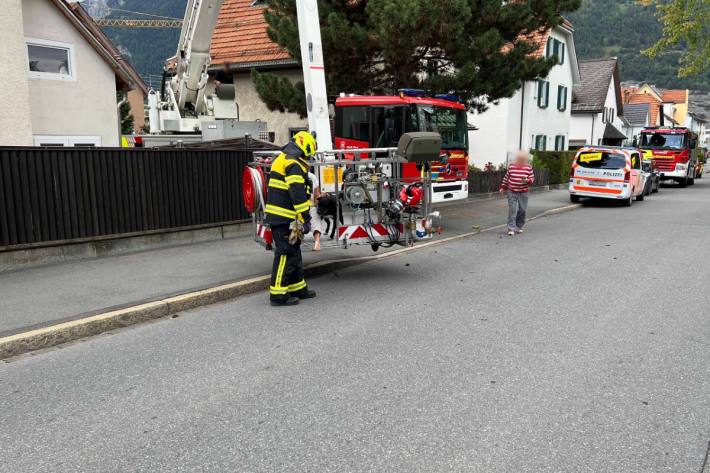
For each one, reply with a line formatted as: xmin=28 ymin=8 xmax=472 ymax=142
xmin=334 ymin=90 xmax=470 ymax=203
xmin=638 ymin=127 xmax=700 ymax=187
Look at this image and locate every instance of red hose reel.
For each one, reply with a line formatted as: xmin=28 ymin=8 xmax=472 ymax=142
xmin=242 ymin=166 xmax=267 ymax=213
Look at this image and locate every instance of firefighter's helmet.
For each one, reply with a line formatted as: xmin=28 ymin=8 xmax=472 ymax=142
xmin=292 ymin=131 xmax=317 ymax=158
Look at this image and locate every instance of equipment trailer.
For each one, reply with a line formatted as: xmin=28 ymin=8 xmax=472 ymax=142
xmin=243 ymin=134 xmax=444 ymax=251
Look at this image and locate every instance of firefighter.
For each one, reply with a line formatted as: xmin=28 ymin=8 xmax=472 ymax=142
xmin=265 ymin=131 xmax=318 ymax=306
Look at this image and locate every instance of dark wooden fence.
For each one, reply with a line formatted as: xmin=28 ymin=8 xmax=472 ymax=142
xmin=468 ymin=168 xmax=550 ymax=194
xmin=0 ymin=147 xmax=257 ymax=249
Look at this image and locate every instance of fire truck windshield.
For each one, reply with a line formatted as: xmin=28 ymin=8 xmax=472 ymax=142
xmin=640 ymin=132 xmax=686 ymax=150
xmin=416 ymin=105 xmax=468 ymax=150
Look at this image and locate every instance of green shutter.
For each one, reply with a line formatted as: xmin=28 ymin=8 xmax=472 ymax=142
xmin=560 ymin=43 xmax=565 ymax=64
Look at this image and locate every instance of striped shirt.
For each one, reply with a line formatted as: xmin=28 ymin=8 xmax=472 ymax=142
xmin=501 ymin=164 xmax=534 ymax=193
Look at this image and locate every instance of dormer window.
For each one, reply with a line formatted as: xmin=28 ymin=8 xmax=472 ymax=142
xmin=546 ymin=38 xmax=565 ymax=65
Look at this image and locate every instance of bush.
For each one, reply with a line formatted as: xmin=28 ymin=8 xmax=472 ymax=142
xmin=533 ymin=151 xmax=576 ymax=185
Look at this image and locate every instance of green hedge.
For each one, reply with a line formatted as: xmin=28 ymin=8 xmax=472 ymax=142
xmin=532 ymin=151 xmax=576 ymax=185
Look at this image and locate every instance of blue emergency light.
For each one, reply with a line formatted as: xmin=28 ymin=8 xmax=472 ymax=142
xmin=398 ymin=88 xmax=427 ymax=98
xmin=434 ymin=94 xmax=461 ymax=102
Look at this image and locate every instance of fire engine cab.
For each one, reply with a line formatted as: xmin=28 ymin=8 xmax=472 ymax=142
xmin=334 ymin=90 xmax=470 ymax=203
xmin=638 ymin=127 xmax=699 ymax=187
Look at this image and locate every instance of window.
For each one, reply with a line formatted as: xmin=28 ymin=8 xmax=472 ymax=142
xmin=26 ymin=38 xmax=75 ymax=81
xmin=554 ymin=135 xmax=565 ymax=151
xmin=535 ymin=135 xmax=547 ymax=151
xmin=557 ymin=86 xmax=568 ymax=111
xmin=546 ymin=38 xmax=565 ymax=65
xmin=602 ymin=107 xmax=615 ymax=124
xmin=336 ymin=106 xmax=370 ymax=143
xmin=537 ymin=81 xmax=550 ymax=108
xmin=576 ymin=151 xmax=626 ymax=170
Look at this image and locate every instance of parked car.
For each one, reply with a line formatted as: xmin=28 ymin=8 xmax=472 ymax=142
xmin=642 ymin=159 xmax=661 ymax=195
xmin=569 ymin=146 xmax=646 ymax=206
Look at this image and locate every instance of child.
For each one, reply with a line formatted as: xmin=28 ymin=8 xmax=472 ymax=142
xmin=499 ymin=151 xmax=534 ymax=236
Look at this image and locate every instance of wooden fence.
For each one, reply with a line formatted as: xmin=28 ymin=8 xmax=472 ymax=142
xmin=468 ymin=168 xmax=550 ymax=194
xmin=0 ymin=147 xmax=256 ymax=249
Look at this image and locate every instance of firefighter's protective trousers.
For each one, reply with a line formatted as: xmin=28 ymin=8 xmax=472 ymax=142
xmin=269 ymin=224 xmax=308 ymax=300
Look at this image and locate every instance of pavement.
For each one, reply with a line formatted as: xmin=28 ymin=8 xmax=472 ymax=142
xmin=0 ymin=189 xmax=572 ymax=337
xmin=1 ymin=179 xmax=709 ymax=472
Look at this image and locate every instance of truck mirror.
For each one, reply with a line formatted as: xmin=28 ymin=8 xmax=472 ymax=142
xmin=689 ymin=139 xmax=697 ymax=149
xmin=397 ymin=132 xmax=442 ymax=162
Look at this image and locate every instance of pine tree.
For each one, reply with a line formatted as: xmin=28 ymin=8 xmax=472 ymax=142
xmin=120 ymin=99 xmax=134 ymax=135
xmin=253 ymin=0 xmax=581 ymax=115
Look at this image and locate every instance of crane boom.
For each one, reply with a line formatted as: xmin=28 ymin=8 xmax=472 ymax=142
xmin=94 ymin=18 xmax=182 ymax=28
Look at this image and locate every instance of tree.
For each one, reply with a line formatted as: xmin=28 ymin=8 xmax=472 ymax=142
xmin=252 ymin=0 xmax=581 ymax=115
xmin=119 ymin=96 xmax=134 ymax=134
xmin=641 ymin=0 xmax=710 ymax=77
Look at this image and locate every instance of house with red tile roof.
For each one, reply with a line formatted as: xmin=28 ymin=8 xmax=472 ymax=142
xmin=621 ymin=82 xmax=689 ymax=129
xmin=1 ymin=0 xmax=148 ymax=146
xmin=208 ymin=0 xmax=305 ymax=144
xmin=468 ymin=21 xmax=581 ymax=166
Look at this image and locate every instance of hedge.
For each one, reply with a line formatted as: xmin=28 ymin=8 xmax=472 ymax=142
xmin=532 ymin=151 xmax=576 ymax=185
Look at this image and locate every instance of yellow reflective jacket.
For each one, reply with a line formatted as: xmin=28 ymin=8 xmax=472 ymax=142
xmin=265 ymin=152 xmax=312 ymax=226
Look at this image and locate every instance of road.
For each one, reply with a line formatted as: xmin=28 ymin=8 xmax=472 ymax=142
xmin=1 ymin=180 xmax=709 ymax=472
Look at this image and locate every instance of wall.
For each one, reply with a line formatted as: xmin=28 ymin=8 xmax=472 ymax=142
xmin=22 ymin=0 xmax=120 ymax=146
xmin=127 ymin=89 xmax=145 ymax=133
xmin=569 ymin=114 xmax=594 ymax=147
xmin=467 ymin=96 xmax=513 ymax=168
xmin=233 ymin=68 xmax=307 ymax=146
xmin=0 ymin=0 xmax=33 ymax=146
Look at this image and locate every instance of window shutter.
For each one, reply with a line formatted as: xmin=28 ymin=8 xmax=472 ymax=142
xmin=545 ymin=82 xmax=550 ymax=108
xmin=560 ymin=42 xmax=565 ymax=64
xmin=546 ymin=39 xmax=552 ymax=58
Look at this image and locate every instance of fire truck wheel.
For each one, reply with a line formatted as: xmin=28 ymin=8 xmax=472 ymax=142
xmin=677 ymin=177 xmax=687 ymax=188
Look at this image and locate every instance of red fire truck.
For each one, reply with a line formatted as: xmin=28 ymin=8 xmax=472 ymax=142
xmin=333 ymin=89 xmax=469 ymax=202
xmin=638 ymin=126 xmax=700 ymax=187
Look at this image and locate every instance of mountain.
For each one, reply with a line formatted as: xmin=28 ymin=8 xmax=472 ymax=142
xmin=83 ymin=0 xmax=710 ymax=92
xmin=568 ymin=0 xmax=710 ymax=90
xmin=82 ymin=0 xmax=188 ymax=88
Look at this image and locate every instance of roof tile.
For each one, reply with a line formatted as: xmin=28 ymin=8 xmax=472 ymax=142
xmin=210 ymin=0 xmax=293 ymax=67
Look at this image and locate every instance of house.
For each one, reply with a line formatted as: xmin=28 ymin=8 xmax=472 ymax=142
xmin=467 ymin=21 xmax=581 ymax=167
xmin=209 ymin=0 xmax=306 ymax=145
xmin=619 ymin=103 xmax=651 ymax=144
xmin=622 ymin=83 xmax=689 ymax=128
xmin=569 ymin=58 xmax=626 ymax=148
xmin=0 ymin=0 xmax=147 ymax=147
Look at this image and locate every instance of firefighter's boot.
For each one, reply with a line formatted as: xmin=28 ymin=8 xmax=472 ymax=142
xmin=270 ymin=295 xmax=300 ymax=307
xmin=293 ymin=289 xmax=317 ymax=300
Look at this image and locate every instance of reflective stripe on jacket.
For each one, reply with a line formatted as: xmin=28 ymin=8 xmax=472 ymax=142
xmin=265 ymin=152 xmax=312 ymax=226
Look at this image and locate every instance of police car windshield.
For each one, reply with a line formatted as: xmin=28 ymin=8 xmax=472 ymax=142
xmin=640 ymin=133 xmax=686 ymax=149
xmin=416 ymin=105 xmax=467 ymax=150
xmin=576 ymin=152 xmax=626 ymax=170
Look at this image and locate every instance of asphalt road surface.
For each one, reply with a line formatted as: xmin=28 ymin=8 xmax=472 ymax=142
xmin=2 ymin=180 xmax=709 ymax=472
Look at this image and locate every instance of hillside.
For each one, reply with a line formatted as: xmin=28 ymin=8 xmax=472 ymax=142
xmin=86 ymin=0 xmax=710 ymax=92
xmin=568 ymin=0 xmax=710 ymax=90
xmin=84 ymin=0 xmax=187 ymax=87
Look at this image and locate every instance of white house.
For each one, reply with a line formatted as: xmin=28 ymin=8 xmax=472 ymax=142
xmin=0 ymin=0 xmax=147 ymax=147
xmin=620 ymin=103 xmax=651 ymax=146
xmin=468 ymin=21 xmax=581 ymax=167
xmin=569 ymin=58 xmax=626 ymax=149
